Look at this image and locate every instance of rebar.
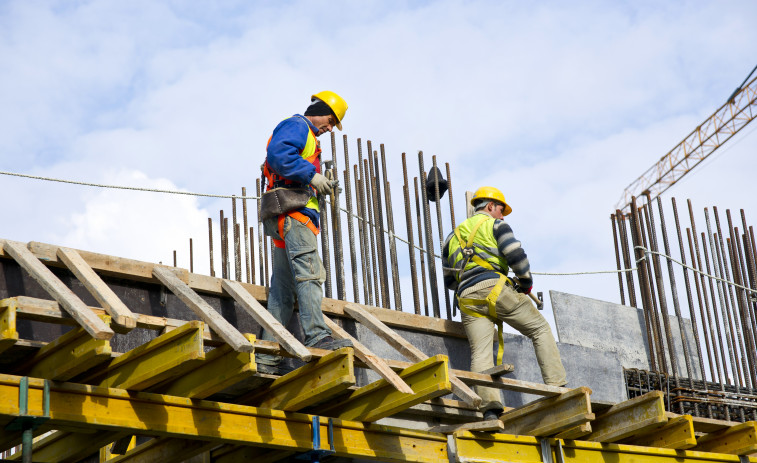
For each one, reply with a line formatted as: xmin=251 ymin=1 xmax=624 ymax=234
xmin=630 ymin=197 xmax=658 ymax=371
xmin=729 ymin=210 xmax=757 ymax=388
xmin=256 ymin=179 xmax=267 ymax=288
xmin=208 ymin=217 xmax=215 ymax=277
xmin=415 ymin=177 xmax=430 ymax=317
xmin=381 ymin=144 xmax=402 ymax=311
xmin=173 ymin=250 xmax=177 ymax=267
xmin=687 ymin=227 xmax=719 ymax=386
xmin=616 ymin=211 xmax=637 ymax=307
xmin=432 ymin=156 xmax=452 ymax=319
xmin=342 ymin=135 xmax=360 ymax=303
xmin=611 ymin=213 xmax=626 ymax=306
xmin=639 ymin=202 xmax=668 ymax=374
xmin=233 ymin=196 xmax=241 ymax=281
xmin=220 ymin=210 xmax=227 ymax=279
xmin=319 ymin=190 xmax=332 ymax=299
xmin=402 ymin=153 xmax=421 ymax=314
xmin=445 ymin=162 xmax=457 ymax=317
xmin=249 ymin=226 xmax=255 ymax=284
xmin=189 ymin=238 xmax=194 ymax=274
xmin=224 ymin=217 xmax=231 ymax=279
xmin=368 ymin=145 xmax=390 ymax=308
xmin=355 ymin=166 xmax=372 ymax=305
xmin=419 ymin=152 xmax=441 ymax=318
xmin=356 ymin=140 xmax=375 ymax=305
xmin=328 ymin=136 xmax=345 ymax=301
xmin=242 ymin=187 xmax=251 ymax=284
xmin=363 ymin=158 xmax=380 ymax=306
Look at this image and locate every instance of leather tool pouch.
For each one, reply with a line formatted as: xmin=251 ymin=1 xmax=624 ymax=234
xmin=260 ymin=187 xmax=312 ymax=221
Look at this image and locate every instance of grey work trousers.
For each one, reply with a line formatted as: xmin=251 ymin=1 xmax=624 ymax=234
xmin=460 ymin=280 xmax=567 ymax=412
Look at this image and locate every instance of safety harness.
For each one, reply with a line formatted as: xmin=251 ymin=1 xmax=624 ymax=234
xmin=450 ymin=215 xmax=512 ymax=365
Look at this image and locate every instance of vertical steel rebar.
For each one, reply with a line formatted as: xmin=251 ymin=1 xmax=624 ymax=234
xmin=208 ymin=217 xmax=215 ymax=277
xmin=189 ymin=238 xmax=194 ymax=274
xmin=611 ymin=213 xmax=626 ymax=305
xmin=242 ymin=187 xmax=251 ymax=284
xmin=319 ymin=190 xmax=332 ymax=299
xmin=402 ymin=153 xmax=421 ymax=315
xmin=249 ymin=226 xmax=256 ymax=284
xmin=224 ymin=218 xmax=231 ymax=279
xmin=342 ymin=135 xmax=360 ymax=303
xmin=415 ymin=177 xmax=430 ymax=317
xmin=617 ymin=211 xmax=637 ymax=308
xmin=233 ymin=196 xmax=241 ymax=281
xmin=419 ymin=152 xmax=441 ymax=318
xmin=355 ymin=166 xmax=372 ymax=305
xmin=368 ymin=146 xmax=390 ymax=308
xmin=729 ymin=210 xmax=757 ymax=388
xmin=630 ymin=197 xmax=658 ymax=371
xmin=173 ymin=250 xmax=177 ymax=267
xmin=220 ymin=210 xmax=227 ymax=279
xmin=256 ymin=179 xmax=267 ymax=288
xmin=364 ymin=158 xmax=381 ymax=306
xmin=640 ymin=202 xmax=668 ymax=374
xmin=432 ymin=155 xmax=452 ymax=319
xmin=380 ymin=144 xmax=402 ymax=311
xmin=445 ymin=162 xmax=458 ymax=318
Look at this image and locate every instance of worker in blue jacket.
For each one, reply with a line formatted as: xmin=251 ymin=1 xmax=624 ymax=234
xmin=256 ymin=91 xmax=353 ymax=375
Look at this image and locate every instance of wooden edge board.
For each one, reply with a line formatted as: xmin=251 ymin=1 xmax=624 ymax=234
xmin=622 ymin=414 xmax=697 ymax=450
xmin=428 ymin=419 xmax=504 ymax=434
xmin=499 ymin=387 xmax=594 ymax=437
xmin=694 ymin=420 xmax=757 ymax=455
xmin=2 ymin=240 xmax=114 ymax=340
xmin=481 ymin=363 xmax=515 ymax=376
xmin=585 ymin=391 xmax=667 ymax=443
xmin=106 ymin=437 xmax=216 ymax=463
xmin=324 ymin=315 xmax=414 ymax=394
xmin=222 ymin=279 xmax=311 ymax=360
xmin=57 ymin=246 xmax=137 ymax=330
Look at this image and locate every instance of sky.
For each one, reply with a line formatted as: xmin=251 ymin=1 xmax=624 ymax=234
xmin=1 ymin=0 xmax=756 ymax=332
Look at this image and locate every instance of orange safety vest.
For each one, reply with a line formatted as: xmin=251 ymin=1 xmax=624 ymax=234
xmin=263 ymin=116 xmax=321 ymax=248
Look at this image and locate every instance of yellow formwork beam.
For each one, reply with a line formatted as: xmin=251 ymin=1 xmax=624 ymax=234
xmin=160 ymin=333 xmax=256 ymax=399
xmin=106 ymin=437 xmax=216 ymax=463
xmin=0 ymin=298 xmax=19 ymax=354
xmin=8 ymin=429 xmax=129 ymax=463
xmin=0 ymin=374 xmax=448 ymax=462
xmin=240 ymin=346 xmax=355 ymax=411
xmin=81 ymin=320 xmax=205 ymax=390
xmin=695 ymin=421 xmax=757 ymax=455
xmin=453 ymin=432 xmax=757 ymax=463
xmin=499 ymin=386 xmax=594 ymax=437
xmin=585 ymin=390 xmax=667 ymax=442
xmin=16 ymin=315 xmax=112 ymax=381
xmin=317 ymin=354 xmax=452 ymax=422
xmin=624 ymin=414 xmax=697 ymax=450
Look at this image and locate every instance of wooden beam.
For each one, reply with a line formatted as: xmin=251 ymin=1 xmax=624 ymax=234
xmin=57 ymin=247 xmax=137 ymax=331
xmin=0 ymin=298 xmax=19 ymax=355
xmin=623 ymin=414 xmax=697 ymax=450
xmin=481 ymin=363 xmax=515 ymax=376
xmin=317 ymin=354 xmax=452 ymax=422
xmin=106 ymin=438 xmax=217 ymax=463
xmin=160 ymin=334 xmax=257 ymax=399
xmin=15 ymin=317 xmax=112 ymax=381
xmin=428 ymin=420 xmax=504 ymax=434
xmin=212 ymin=446 xmax=295 ymax=463
xmin=2 ymin=240 xmax=114 ymax=340
xmin=239 ymin=347 xmax=356 ymax=411
xmin=555 ymin=422 xmax=592 ymax=440
xmin=221 ymin=279 xmax=310 ymax=360
xmin=23 ymin=430 xmax=129 ymax=463
xmin=343 ymin=303 xmax=482 ymax=407
xmin=586 ymin=391 xmax=667 ymax=443
xmin=694 ymin=421 xmax=757 ymax=455
xmin=499 ymin=386 xmax=594 ymax=437
xmin=153 ymin=266 xmax=253 ymax=353
xmin=324 ymin=315 xmax=414 ymax=394
xmin=81 ymin=320 xmax=206 ymax=390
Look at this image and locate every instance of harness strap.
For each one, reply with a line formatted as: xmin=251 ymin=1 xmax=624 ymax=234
xmin=457 ymin=274 xmax=510 ymax=365
xmin=272 ymin=212 xmax=320 ymax=249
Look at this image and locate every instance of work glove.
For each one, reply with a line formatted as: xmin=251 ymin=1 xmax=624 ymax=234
xmin=311 ymin=172 xmax=336 ymax=195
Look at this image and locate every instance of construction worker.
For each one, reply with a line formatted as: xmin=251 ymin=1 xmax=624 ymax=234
xmin=442 ymin=186 xmax=567 ymax=420
xmin=256 ymin=91 xmax=353 ymax=375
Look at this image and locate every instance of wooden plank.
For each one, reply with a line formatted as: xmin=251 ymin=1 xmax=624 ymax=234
xmin=15 ymin=317 xmax=112 ymax=381
xmin=428 ymin=420 xmax=504 ymax=434
xmin=2 ymin=240 xmax=114 ymax=340
xmin=107 ymin=438 xmax=216 ymax=463
xmin=623 ymin=414 xmax=697 ymax=449
xmin=81 ymin=320 xmax=206 ymax=390
xmin=481 ymin=363 xmax=515 ymax=376
xmin=694 ymin=421 xmax=757 ymax=455
xmin=153 ymin=266 xmax=253 ymax=353
xmin=57 ymin=246 xmax=137 ymax=331
xmin=586 ymin=391 xmax=667 ymax=443
xmin=316 ymin=354 xmax=452 ymax=422
xmin=25 ymin=430 xmax=128 ymax=463
xmin=690 ymin=415 xmax=735 ymax=434
xmin=324 ymin=315 xmax=414 ymax=394
xmin=499 ymin=386 xmax=594 ymax=437
xmin=160 ymin=334 xmax=257 ymax=399
xmin=212 ymin=446 xmax=295 ymax=463
xmin=0 ymin=298 xmax=19 ymax=355
xmin=343 ymin=302 xmax=482 ymax=407
xmin=238 ymin=347 xmax=356 ymax=411
xmin=221 ymin=279 xmax=310 ymax=360
xmin=404 ymin=400 xmax=481 ymax=421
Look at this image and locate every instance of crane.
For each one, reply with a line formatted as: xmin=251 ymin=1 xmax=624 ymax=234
xmin=616 ymin=71 xmax=757 ymax=211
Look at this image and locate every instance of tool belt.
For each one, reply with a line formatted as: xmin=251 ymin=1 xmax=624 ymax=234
xmin=259 ymin=187 xmax=313 ymax=222
xmin=271 ymin=212 xmax=320 ymax=249
xmin=457 ymin=274 xmax=512 ymax=365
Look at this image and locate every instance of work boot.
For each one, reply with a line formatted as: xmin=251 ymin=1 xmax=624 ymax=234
xmin=483 ymin=408 xmax=503 ymax=421
xmin=311 ymin=336 xmax=353 ymax=351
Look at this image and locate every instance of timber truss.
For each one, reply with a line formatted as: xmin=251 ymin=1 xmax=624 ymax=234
xmin=2 ymin=239 xmax=757 ymax=462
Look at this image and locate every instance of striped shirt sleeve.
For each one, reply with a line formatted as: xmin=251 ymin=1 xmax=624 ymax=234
xmin=492 ymin=219 xmax=532 ymax=289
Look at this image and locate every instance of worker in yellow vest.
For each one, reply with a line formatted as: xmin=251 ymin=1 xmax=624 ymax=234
xmin=442 ymin=186 xmax=567 ymax=420
xmin=256 ymin=91 xmax=352 ymax=375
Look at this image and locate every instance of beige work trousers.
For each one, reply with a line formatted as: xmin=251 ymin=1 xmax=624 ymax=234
xmin=460 ymin=280 xmax=567 ymax=411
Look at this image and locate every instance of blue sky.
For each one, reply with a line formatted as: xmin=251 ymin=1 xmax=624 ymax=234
xmin=1 ymin=0 xmax=756 ymax=326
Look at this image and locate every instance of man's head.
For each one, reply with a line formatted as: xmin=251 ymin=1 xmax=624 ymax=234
xmin=471 ymin=186 xmax=512 ymax=219
xmin=304 ymin=91 xmax=348 ymax=135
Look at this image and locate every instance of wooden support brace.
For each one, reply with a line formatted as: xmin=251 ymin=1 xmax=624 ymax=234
xmin=316 ymin=354 xmax=452 ymax=422
xmin=106 ymin=438 xmax=217 ymax=463
xmin=153 ymin=266 xmax=253 ymax=353
xmin=324 ymin=315 xmax=414 ymax=394
xmin=694 ymin=420 xmax=757 ymax=455
xmin=14 ymin=316 xmax=112 ymax=381
xmin=239 ymin=347 xmax=355 ymax=411
xmin=428 ymin=419 xmax=505 ymax=434
xmin=57 ymin=246 xmax=137 ymax=332
xmin=2 ymin=240 xmax=114 ymax=340
xmin=159 ymin=333 xmax=257 ymax=399
xmin=586 ymin=391 xmax=667 ymax=443
xmin=498 ymin=386 xmax=594 ymax=437
xmin=0 ymin=298 xmax=19 ymax=355
xmin=80 ymin=320 xmax=206 ymax=390
xmin=623 ymin=414 xmax=697 ymax=450
xmin=343 ymin=303 xmax=481 ymax=407
xmin=21 ymin=430 xmax=128 ymax=463
xmin=221 ymin=279 xmax=310 ymax=360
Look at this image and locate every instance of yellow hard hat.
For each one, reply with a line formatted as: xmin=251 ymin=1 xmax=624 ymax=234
xmin=312 ymin=91 xmax=348 ymax=130
xmin=470 ymin=186 xmax=512 ymax=216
